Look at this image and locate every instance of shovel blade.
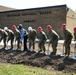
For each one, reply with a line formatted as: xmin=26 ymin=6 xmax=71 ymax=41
xmin=12 ymin=48 xmax=16 ymax=50
xmin=60 ymin=54 xmax=65 ymax=57
xmin=72 ymin=56 xmax=76 ymax=60
xmin=45 ymin=50 xmax=51 ymax=55
xmin=5 ymin=47 xmax=9 ymax=50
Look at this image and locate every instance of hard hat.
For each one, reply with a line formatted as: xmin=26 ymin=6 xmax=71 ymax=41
xmin=61 ymin=23 xmax=66 ymax=29
xmin=28 ymin=26 xmax=33 ymax=31
xmin=73 ymin=27 xmax=76 ymax=32
xmin=47 ymin=25 xmax=52 ymax=30
xmin=12 ymin=25 xmax=16 ymax=30
xmin=4 ymin=27 xmax=8 ymax=30
xmin=38 ymin=26 xmax=42 ymax=32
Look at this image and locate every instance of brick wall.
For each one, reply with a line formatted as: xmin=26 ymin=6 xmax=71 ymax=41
xmin=66 ymin=9 xmax=76 ymax=39
xmin=0 ymin=5 xmax=76 ymax=39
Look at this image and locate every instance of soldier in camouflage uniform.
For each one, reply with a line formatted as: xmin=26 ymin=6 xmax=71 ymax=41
xmin=73 ymin=27 xmax=76 ymax=58
xmin=62 ymin=23 xmax=73 ymax=57
xmin=12 ymin=25 xmax=21 ymax=50
xmin=28 ymin=26 xmax=37 ymax=51
xmin=0 ymin=27 xmax=8 ymax=49
xmin=73 ymin=27 xmax=76 ymax=47
xmin=37 ymin=26 xmax=47 ymax=53
xmin=4 ymin=27 xmax=14 ymax=50
xmin=47 ymin=25 xmax=59 ymax=55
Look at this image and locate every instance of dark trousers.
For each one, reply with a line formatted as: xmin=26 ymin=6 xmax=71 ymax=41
xmin=3 ymin=37 xmax=8 ymax=48
xmin=29 ymin=39 xmax=35 ymax=50
xmin=38 ymin=40 xmax=46 ymax=52
xmin=51 ymin=38 xmax=58 ymax=55
xmin=24 ymin=35 xmax=28 ymax=50
xmin=8 ymin=36 xmax=14 ymax=49
xmin=16 ymin=37 xmax=20 ymax=49
xmin=64 ymin=39 xmax=72 ymax=56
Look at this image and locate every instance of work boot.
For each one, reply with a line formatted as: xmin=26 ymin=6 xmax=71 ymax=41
xmin=38 ymin=50 xmax=42 ymax=53
xmin=51 ymin=51 xmax=54 ymax=55
xmin=5 ymin=47 xmax=9 ymax=50
xmin=10 ymin=47 xmax=13 ymax=50
xmin=64 ymin=52 xmax=67 ymax=55
xmin=43 ymin=49 xmax=45 ymax=53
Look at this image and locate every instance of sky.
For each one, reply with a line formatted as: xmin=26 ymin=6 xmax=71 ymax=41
xmin=0 ymin=0 xmax=76 ymax=12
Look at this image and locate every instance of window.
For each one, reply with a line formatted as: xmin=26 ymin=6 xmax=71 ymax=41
xmin=7 ymin=14 xmax=20 ymax=17
xmin=23 ymin=20 xmax=36 ymax=23
xmin=39 ymin=11 xmax=51 ymax=15
xmin=22 ymin=13 xmax=37 ymax=16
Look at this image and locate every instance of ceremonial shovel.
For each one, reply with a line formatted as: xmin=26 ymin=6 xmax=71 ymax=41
xmin=72 ymin=45 xmax=76 ymax=60
xmin=45 ymin=44 xmax=51 ymax=55
xmin=60 ymin=45 xmax=65 ymax=57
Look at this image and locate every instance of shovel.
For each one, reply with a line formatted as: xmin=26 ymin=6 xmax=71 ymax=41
xmin=12 ymin=37 xmax=17 ymax=50
xmin=28 ymin=42 xmax=33 ymax=51
xmin=21 ymin=40 xmax=24 ymax=51
xmin=72 ymin=44 xmax=76 ymax=60
xmin=60 ymin=45 xmax=65 ymax=57
xmin=5 ymin=42 xmax=9 ymax=50
xmin=5 ymin=37 xmax=9 ymax=50
xmin=45 ymin=44 xmax=51 ymax=55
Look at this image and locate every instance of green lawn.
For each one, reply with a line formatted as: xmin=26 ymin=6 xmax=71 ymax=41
xmin=0 ymin=63 xmax=75 ymax=75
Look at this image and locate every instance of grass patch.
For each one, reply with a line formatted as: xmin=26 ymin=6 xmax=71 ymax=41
xmin=0 ymin=63 xmax=74 ymax=75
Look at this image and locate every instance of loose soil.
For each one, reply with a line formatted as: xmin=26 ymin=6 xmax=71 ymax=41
xmin=0 ymin=43 xmax=76 ymax=74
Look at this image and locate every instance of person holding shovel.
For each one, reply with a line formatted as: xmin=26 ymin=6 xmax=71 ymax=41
xmin=37 ymin=26 xmax=47 ymax=53
xmin=46 ymin=25 xmax=59 ymax=55
xmin=4 ymin=27 xmax=14 ymax=50
xmin=18 ymin=24 xmax=28 ymax=51
xmin=73 ymin=26 xmax=76 ymax=45
xmin=61 ymin=23 xmax=73 ymax=57
xmin=73 ymin=26 xmax=76 ymax=59
xmin=28 ymin=26 xmax=37 ymax=51
xmin=0 ymin=27 xmax=8 ymax=50
xmin=12 ymin=25 xmax=21 ymax=50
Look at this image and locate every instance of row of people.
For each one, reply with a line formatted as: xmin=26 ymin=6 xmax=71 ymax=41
xmin=0 ymin=23 xmax=76 ymax=58
xmin=28 ymin=23 xmax=73 ymax=57
xmin=0 ymin=24 xmax=28 ymax=51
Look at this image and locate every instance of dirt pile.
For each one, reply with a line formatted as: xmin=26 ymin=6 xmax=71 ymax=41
xmin=0 ymin=48 xmax=76 ymax=73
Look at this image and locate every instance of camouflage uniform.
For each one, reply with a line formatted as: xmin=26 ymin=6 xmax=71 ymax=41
xmin=6 ymin=29 xmax=14 ymax=49
xmin=74 ymin=32 xmax=76 ymax=48
xmin=28 ymin=29 xmax=37 ymax=50
xmin=74 ymin=32 xmax=76 ymax=41
xmin=37 ymin=31 xmax=47 ymax=53
xmin=13 ymin=29 xmax=21 ymax=50
xmin=63 ymin=29 xmax=73 ymax=56
xmin=73 ymin=27 xmax=76 ymax=58
xmin=48 ymin=29 xmax=59 ymax=55
xmin=0 ymin=29 xmax=8 ymax=49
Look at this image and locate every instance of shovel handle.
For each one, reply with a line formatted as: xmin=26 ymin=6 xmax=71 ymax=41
xmin=62 ymin=45 xmax=64 ymax=54
xmin=48 ymin=44 xmax=50 ymax=51
xmin=74 ymin=44 xmax=76 ymax=56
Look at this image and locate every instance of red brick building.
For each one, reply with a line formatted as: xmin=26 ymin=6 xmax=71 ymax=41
xmin=0 ymin=5 xmax=76 ymax=39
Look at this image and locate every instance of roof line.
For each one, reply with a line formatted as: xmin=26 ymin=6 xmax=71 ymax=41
xmin=0 ymin=4 xmax=66 ymax=13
